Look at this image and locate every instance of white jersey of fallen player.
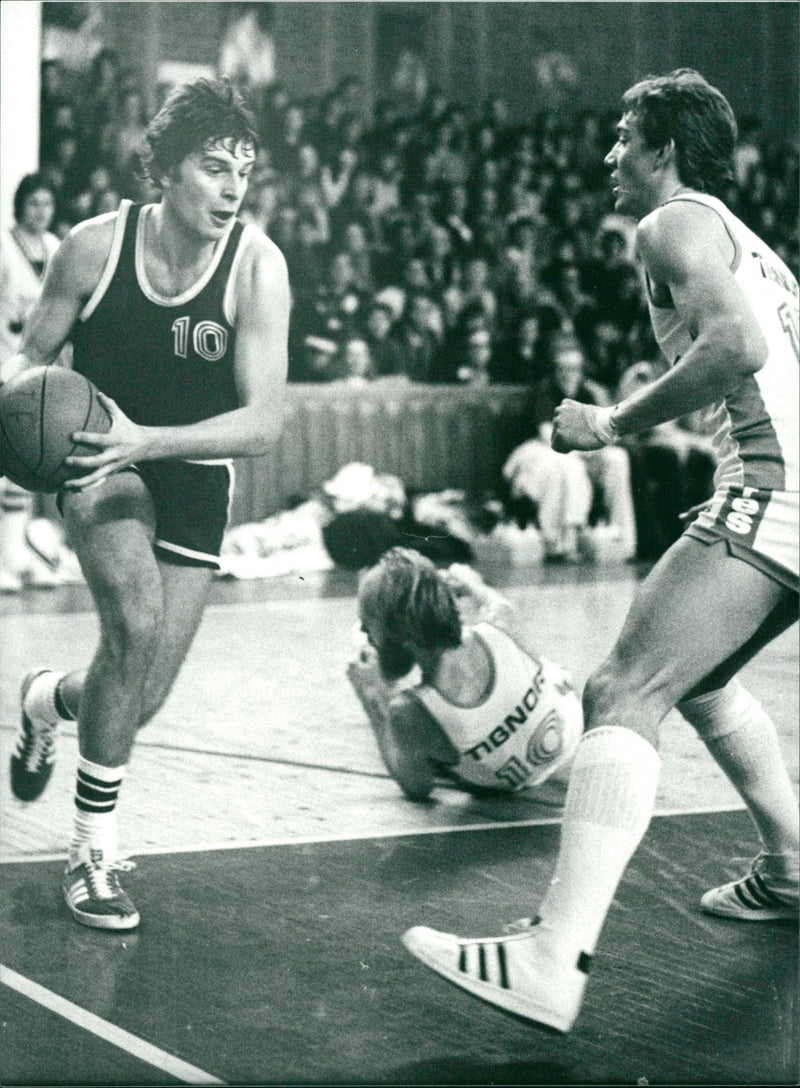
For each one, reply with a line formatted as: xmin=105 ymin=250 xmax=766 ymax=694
xmin=645 ymin=192 xmax=799 ymax=493
xmin=412 ymin=622 xmax=583 ymax=791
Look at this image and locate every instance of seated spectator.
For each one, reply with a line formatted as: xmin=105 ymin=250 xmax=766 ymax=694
xmin=438 ymin=182 xmax=474 ymax=256
xmin=503 ymin=337 xmax=636 ymax=562
xmin=458 ymin=250 xmax=498 ymax=328
xmin=578 ymin=314 xmax=631 ymax=391
xmin=340 ymin=337 xmax=376 ymax=383
xmin=369 ymin=149 xmax=403 ymax=222
xmin=320 ymin=250 xmax=366 ymax=335
xmin=468 ymin=182 xmax=506 ymax=263
xmin=271 ymin=100 xmax=306 ymax=175
xmin=321 ymin=146 xmax=360 ymax=221
xmin=364 ymin=300 xmax=405 ymax=377
xmin=453 ymin=326 xmax=494 ymax=387
xmin=496 ymin=216 xmax=544 ymax=324
xmin=493 ymin=306 xmax=550 ymax=384
xmin=287 ymin=214 xmax=329 ymax=302
xmin=338 ymin=219 xmax=375 ymax=294
xmin=395 ymin=290 xmax=442 ymax=382
xmin=421 ymin=116 xmax=469 ymax=188
xmin=438 ymin=299 xmax=490 ymax=382
xmin=305 ymin=88 xmax=348 ymax=165
xmin=425 ymin=224 xmax=458 ymax=297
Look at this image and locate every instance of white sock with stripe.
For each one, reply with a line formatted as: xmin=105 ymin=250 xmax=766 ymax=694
xmin=535 ymin=726 xmax=660 ymax=959
xmin=69 ymin=756 xmax=125 ymax=867
xmin=679 ymin=680 xmax=799 ymax=872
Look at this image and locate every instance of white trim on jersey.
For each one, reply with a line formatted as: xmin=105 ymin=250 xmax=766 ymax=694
xmin=79 ymin=201 xmax=132 ymax=322
xmin=223 ymin=223 xmax=261 ymax=326
xmin=135 ymin=204 xmax=236 ymax=307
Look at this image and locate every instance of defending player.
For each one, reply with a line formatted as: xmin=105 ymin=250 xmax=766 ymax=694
xmin=348 ymin=548 xmax=582 ymax=801
xmin=8 ymin=79 xmax=290 ymax=929
xmin=402 ymin=69 xmax=798 ymax=1032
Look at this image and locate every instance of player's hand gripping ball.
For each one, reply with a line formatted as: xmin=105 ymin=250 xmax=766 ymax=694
xmin=0 ymin=366 xmax=111 ymax=492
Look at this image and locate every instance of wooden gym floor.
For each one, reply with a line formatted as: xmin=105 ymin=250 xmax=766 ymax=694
xmin=1 ymin=560 xmax=798 ymax=1086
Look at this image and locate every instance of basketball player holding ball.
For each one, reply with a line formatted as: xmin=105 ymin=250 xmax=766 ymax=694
xmin=7 ymin=79 xmax=290 ymax=929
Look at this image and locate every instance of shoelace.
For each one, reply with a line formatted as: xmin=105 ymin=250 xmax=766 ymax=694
xmin=83 ymin=851 xmax=137 ymax=899
xmin=22 ymin=720 xmax=57 ymax=771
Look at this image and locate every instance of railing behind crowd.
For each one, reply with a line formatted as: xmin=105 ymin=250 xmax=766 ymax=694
xmin=230 ymin=383 xmax=533 ymax=525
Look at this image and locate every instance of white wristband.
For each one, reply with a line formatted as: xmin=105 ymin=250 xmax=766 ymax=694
xmin=589 ymin=405 xmax=620 ymax=446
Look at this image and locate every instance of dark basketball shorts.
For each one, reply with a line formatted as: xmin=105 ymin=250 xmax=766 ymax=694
xmin=58 ymin=459 xmax=235 ymax=570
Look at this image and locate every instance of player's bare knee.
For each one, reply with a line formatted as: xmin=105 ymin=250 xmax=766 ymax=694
xmin=96 ymin=592 xmax=163 ymax=671
xmin=582 ymin=661 xmax=646 ymax=733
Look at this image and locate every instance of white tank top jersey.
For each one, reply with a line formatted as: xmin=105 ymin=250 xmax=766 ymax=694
xmin=412 ymin=622 xmax=583 ymax=791
xmin=645 ymin=193 xmax=799 ymax=494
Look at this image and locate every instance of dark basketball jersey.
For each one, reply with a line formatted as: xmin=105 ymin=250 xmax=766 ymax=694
xmin=72 ymin=200 xmax=247 ymax=427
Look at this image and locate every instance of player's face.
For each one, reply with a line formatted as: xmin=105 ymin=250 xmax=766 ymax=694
xmin=163 ymin=138 xmax=255 ymax=240
xmin=604 ymin=112 xmax=660 ymax=220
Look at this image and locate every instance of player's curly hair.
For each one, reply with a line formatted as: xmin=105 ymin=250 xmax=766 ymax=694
xmin=370 ymin=547 xmax=462 ymax=653
xmin=140 ymin=78 xmax=258 ymax=186
xmin=622 ymin=68 xmax=737 ymax=197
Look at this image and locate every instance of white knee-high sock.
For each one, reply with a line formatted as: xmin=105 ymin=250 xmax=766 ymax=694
xmin=537 ymin=726 xmax=660 ymax=956
xmin=70 ymin=756 xmax=126 ymax=864
xmin=680 ymin=680 xmax=799 ymax=862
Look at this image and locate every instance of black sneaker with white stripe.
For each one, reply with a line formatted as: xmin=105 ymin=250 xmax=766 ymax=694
xmin=62 ymin=846 xmax=140 ymax=930
xmin=10 ymin=668 xmax=60 ymax=801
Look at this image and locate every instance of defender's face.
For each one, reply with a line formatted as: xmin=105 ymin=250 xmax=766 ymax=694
xmin=604 ymin=112 xmax=659 ymax=220
xmin=164 ymin=138 xmax=255 ymax=239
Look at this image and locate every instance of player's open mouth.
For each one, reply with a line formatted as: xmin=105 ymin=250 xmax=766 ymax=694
xmin=210 ymin=210 xmax=234 ymax=226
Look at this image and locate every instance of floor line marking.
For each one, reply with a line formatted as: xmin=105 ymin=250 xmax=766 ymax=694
xmin=0 ymin=964 xmax=226 ymax=1086
xmin=1 ymin=804 xmax=746 ymax=864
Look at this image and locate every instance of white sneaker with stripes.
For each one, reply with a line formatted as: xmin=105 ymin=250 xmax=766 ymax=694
xmin=701 ymin=854 xmax=798 ymax=921
xmin=62 ymin=845 xmax=140 ymax=930
xmin=402 ymin=923 xmax=590 ymax=1033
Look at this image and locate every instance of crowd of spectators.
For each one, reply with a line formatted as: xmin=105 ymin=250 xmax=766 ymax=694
xmin=30 ymin=52 xmax=798 ymax=562
xmin=37 ymin=55 xmax=799 ymax=398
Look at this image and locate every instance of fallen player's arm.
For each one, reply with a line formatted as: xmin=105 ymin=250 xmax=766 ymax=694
xmin=347 ymin=655 xmax=456 ymax=801
xmin=443 ymin=563 xmax=521 ymax=640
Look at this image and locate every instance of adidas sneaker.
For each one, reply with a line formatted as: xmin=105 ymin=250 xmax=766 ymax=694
xmin=701 ymin=854 xmax=798 ymax=921
xmin=62 ymin=846 xmax=140 ymax=930
xmin=10 ymin=668 xmax=62 ymax=801
xmin=402 ymin=922 xmax=590 ymax=1033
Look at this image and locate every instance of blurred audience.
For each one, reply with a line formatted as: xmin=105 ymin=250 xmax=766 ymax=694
xmin=14 ymin=49 xmax=798 ymax=566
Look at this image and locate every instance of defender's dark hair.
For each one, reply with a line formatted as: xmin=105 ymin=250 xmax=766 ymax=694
xmin=141 ymin=78 xmax=258 ymax=186
xmin=622 ymin=68 xmax=737 ymax=197
xmin=370 ymin=547 xmax=462 ymax=652
xmin=13 ymin=173 xmax=56 ymax=223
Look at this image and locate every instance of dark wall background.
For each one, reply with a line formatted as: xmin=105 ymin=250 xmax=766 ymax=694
xmin=101 ymin=2 xmax=798 ymax=133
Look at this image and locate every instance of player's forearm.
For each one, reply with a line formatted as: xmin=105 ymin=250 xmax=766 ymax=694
xmin=136 ymin=404 xmax=282 ymax=461
xmin=614 ymin=325 xmax=763 ymax=437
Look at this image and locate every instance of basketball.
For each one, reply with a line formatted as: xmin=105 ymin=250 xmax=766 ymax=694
xmin=0 ymin=366 xmax=111 ymax=493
